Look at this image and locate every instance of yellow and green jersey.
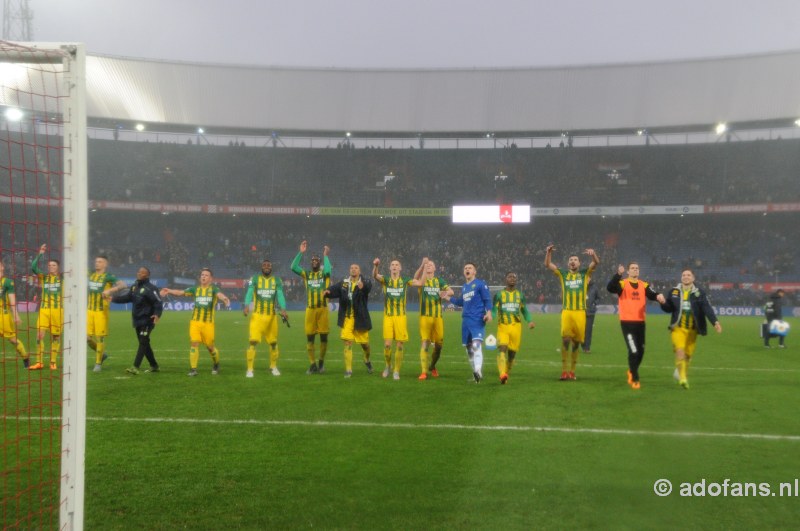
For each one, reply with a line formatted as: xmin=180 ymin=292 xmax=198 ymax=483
xmin=246 ymin=275 xmax=286 ymax=316
xmin=679 ymin=288 xmax=695 ymax=330
xmin=381 ymin=276 xmax=412 ymax=316
xmin=185 ymin=285 xmax=220 ymax=323
xmin=291 ymin=253 xmax=331 ymax=309
xmin=0 ymin=277 xmax=15 ymax=315
xmin=493 ymin=289 xmax=531 ymax=324
xmin=553 ymin=268 xmax=592 ymax=311
xmin=419 ymin=277 xmax=449 ymax=318
xmin=32 ymin=254 xmax=62 ymax=309
xmin=88 ymin=272 xmax=118 ymax=311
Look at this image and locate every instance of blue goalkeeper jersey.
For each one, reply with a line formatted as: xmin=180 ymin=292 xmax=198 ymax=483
xmin=451 ymin=279 xmax=492 ymax=323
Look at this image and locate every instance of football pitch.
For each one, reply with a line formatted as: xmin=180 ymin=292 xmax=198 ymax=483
xmin=17 ymin=311 xmax=800 ymax=529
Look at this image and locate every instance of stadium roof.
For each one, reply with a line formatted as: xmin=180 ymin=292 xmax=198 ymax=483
xmin=83 ymin=50 xmax=800 ymax=136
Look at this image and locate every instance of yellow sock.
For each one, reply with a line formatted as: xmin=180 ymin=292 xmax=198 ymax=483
xmin=210 ymin=347 xmax=220 ymax=365
xmin=95 ymin=339 xmax=105 ymax=365
xmin=269 ymin=345 xmax=279 ymax=369
xmin=16 ymin=340 xmax=28 ymax=359
xmin=676 ymin=359 xmax=687 ymax=381
xmin=507 ymin=351 xmax=516 ymax=373
xmin=189 ymin=347 xmax=200 ymax=369
xmin=87 ymin=337 xmax=97 ymax=351
xmin=571 ymin=348 xmax=579 ymax=372
xmin=420 ymin=347 xmax=428 ymax=374
xmin=394 ymin=345 xmax=404 ymax=373
xmin=246 ymin=345 xmax=256 ymax=371
xmin=307 ymin=342 xmax=316 ymax=364
xmin=561 ymin=347 xmax=569 ymax=372
xmin=383 ymin=345 xmax=392 ymax=368
xmin=344 ymin=344 xmax=353 ymax=371
xmin=498 ymin=352 xmax=508 ymax=375
xmin=37 ymin=340 xmax=44 ymax=363
xmin=51 ymin=339 xmax=60 ymax=366
xmin=319 ymin=341 xmax=327 ymax=361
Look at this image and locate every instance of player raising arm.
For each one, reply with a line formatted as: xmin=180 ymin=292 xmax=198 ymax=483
xmin=291 ymin=240 xmax=332 ymax=374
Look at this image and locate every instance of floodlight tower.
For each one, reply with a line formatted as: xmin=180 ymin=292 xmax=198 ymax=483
xmin=3 ymin=0 xmax=33 ymax=40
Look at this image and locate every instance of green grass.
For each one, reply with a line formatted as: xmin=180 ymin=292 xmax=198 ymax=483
xmin=5 ymin=311 xmax=800 ymax=529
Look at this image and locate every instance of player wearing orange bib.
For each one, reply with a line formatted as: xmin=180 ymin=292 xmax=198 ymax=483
xmin=492 ymin=272 xmax=536 ymax=384
xmin=30 ymin=244 xmax=62 ymax=371
xmin=0 ymin=260 xmax=29 ymax=367
xmin=545 ymin=245 xmax=599 ymax=381
xmin=607 ymin=263 xmax=665 ymax=389
xmin=373 ymin=258 xmax=413 ymax=380
xmin=161 ymin=268 xmax=231 ymax=376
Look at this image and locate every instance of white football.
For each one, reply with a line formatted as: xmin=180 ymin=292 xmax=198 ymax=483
xmin=485 ymin=334 xmax=497 ymax=349
xmin=769 ymin=320 xmax=790 ymax=336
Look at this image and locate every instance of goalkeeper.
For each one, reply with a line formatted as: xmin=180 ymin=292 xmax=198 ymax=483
xmin=443 ymin=263 xmax=492 ymax=383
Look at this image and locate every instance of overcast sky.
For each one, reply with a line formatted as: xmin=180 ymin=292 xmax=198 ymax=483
xmin=26 ymin=0 xmax=800 ymax=68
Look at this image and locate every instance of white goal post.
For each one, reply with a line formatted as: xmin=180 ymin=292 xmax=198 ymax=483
xmin=0 ymin=40 xmax=88 ymax=531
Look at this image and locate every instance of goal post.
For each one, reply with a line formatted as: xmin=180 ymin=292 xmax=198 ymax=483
xmin=0 ymin=40 xmax=87 ymax=531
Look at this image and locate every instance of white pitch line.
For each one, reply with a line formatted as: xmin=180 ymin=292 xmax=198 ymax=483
xmin=84 ymin=415 xmax=800 ymax=442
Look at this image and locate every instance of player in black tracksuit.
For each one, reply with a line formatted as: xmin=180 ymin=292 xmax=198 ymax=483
xmin=112 ymin=266 xmax=163 ymax=373
xmin=762 ymin=289 xmax=786 ymax=348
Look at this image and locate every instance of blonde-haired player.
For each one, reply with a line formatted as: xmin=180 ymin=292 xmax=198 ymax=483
xmin=0 ymin=260 xmax=29 ymax=367
xmin=161 ymin=268 xmax=231 ymax=376
xmin=492 ymin=272 xmax=536 ymax=384
xmin=87 ymin=255 xmax=126 ymax=372
xmin=413 ymin=257 xmax=453 ymax=380
xmin=243 ymin=259 xmax=288 ymax=378
xmin=373 ymin=257 xmax=413 ymax=380
xmin=30 ymin=244 xmax=62 ymax=371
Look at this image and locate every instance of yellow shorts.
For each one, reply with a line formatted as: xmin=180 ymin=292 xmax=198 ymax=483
xmin=497 ymin=322 xmax=522 ymax=352
xmin=383 ymin=315 xmax=409 ymax=342
xmin=419 ymin=316 xmax=444 ymax=343
xmin=341 ymin=316 xmax=369 ymax=344
xmin=1 ymin=313 xmax=17 ymax=339
xmin=190 ymin=320 xmax=216 ymax=346
xmin=250 ymin=313 xmax=278 ymax=344
xmin=560 ymin=309 xmax=586 ymax=343
xmin=37 ymin=308 xmax=63 ymax=335
xmin=671 ymin=327 xmax=698 ymax=357
xmin=305 ymin=307 xmax=330 ymax=335
xmin=87 ymin=309 xmax=109 ymax=337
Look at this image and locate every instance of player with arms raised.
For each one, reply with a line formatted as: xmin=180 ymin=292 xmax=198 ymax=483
xmin=545 ymin=245 xmax=600 ymax=381
xmin=373 ymin=257 xmax=414 ymax=380
xmin=291 ymin=240 xmax=332 ymax=374
xmin=30 ymin=244 xmax=62 ymax=370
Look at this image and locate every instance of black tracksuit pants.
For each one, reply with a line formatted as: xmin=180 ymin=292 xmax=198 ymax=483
xmin=620 ymin=321 xmax=646 ymax=381
xmin=133 ymin=324 xmax=159 ymax=369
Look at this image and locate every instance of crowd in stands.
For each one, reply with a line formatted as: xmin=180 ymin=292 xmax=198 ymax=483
xmin=87 ymin=136 xmax=800 ymax=208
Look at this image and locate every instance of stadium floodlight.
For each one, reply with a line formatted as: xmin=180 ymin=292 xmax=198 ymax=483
xmin=135 ymin=123 xmax=145 ymax=131
xmin=794 ymin=119 xmax=800 ymax=127
xmin=715 ymin=122 xmax=727 ymax=135
xmin=345 ymin=131 xmax=351 ymax=137
xmin=453 ymin=204 xmax=530 ymax=224
xmin=197 ymin=127 xmax=204 ymax=134
xmin=4 ymin=107 xmax=23 ymax=121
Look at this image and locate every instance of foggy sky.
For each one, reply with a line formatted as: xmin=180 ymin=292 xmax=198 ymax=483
xmin=27 ymin=0 xmax=800 ymax=69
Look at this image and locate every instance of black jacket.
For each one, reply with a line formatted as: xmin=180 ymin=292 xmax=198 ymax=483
xmin=764 ymin=292 xmax=783 ymax=321
xmin=659 ymin=284 xmax=718 ymax=336
xmin=326 ymin=276 xmax=372 ymax=331
xmin=112 ymin=278 xmax=164 ymax=327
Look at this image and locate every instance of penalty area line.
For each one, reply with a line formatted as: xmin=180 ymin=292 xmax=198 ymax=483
xmin=85 ymin=416 xmax=800 ymax=442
